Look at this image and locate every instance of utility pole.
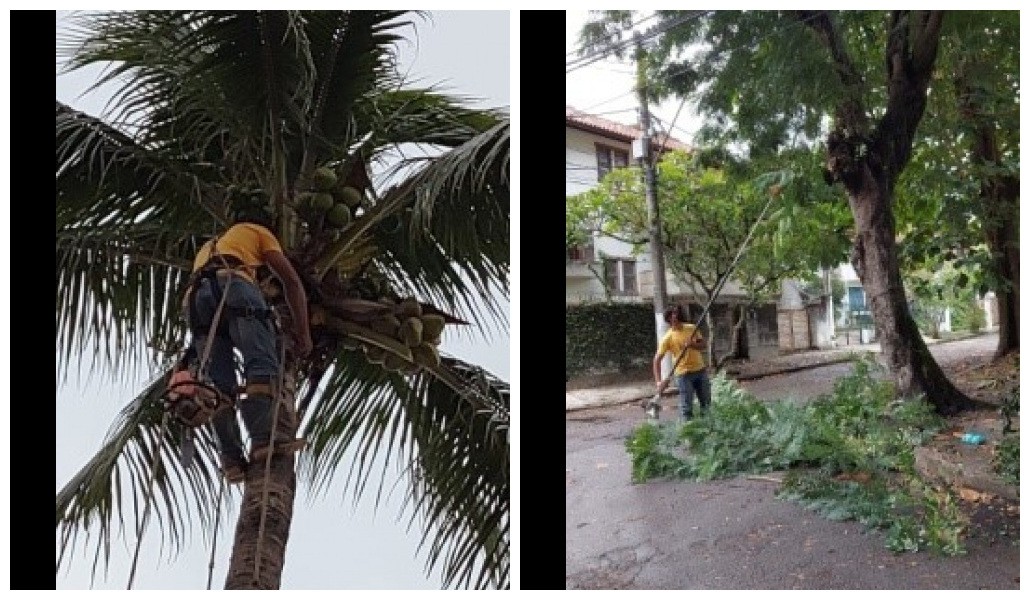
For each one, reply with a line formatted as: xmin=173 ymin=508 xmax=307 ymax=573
xmin=634 ymin=32 xmax=670 ymax=378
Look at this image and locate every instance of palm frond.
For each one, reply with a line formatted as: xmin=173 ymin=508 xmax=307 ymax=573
xmin=404 ymin=357 xmax=509 ymax=589
xmin=299 ymin=352 xmax=508 ymax=589
xmin=357 ymin=88 xmax=504 ymax=152
xmin=373 ymin=118 xmax=510 ymax=336
xmin=56 ymin=365 xmax=226 ymax=582
xmin=57 ymin=102 xmax=219 ymax=382
xmin=300 ymin=11 xmax=412 ymax=161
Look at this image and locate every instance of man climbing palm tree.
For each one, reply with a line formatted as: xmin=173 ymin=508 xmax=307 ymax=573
xmin=57 ymin=10 xmax=510 ymax=589
xmin=179 ymin=196 xmax=312 ymax=483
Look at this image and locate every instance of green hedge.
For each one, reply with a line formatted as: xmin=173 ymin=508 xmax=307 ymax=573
xmin=566 ymin=302 xmax=657 ymax=380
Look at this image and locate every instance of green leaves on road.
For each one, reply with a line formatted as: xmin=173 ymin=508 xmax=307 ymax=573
xmin=625 ymin=358 xmax=972 ymax=555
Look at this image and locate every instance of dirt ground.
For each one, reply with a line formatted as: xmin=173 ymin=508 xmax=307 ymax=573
xmin=566 ymin=335 xmax=1019 ymax=589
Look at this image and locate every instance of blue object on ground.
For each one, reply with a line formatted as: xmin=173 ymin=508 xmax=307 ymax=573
xmin=960 ymin=432 xmax=986 ymax=445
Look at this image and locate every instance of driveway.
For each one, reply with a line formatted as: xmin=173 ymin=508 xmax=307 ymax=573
xmin=566 ymin=335 xmax=1019 ymax=589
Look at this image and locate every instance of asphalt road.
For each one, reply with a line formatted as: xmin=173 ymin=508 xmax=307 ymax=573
xmin=566 ymin=335 xmax=1019 ymax=589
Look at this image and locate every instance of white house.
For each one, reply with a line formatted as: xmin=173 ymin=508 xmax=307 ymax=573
xmin=565 ymin=105 xmax=781 ymax=359
xmin=565 ymin=105 xmax=691 ymax=304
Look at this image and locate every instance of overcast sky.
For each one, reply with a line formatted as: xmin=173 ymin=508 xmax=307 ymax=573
xmin=566 ymin=10 xmax=702 ymax=146
xmin=56 ymin=10 xmax=510 ymax=590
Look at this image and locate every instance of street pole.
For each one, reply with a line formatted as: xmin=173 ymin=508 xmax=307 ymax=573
xmin=634 ymin=32 xmax=670 ymax=379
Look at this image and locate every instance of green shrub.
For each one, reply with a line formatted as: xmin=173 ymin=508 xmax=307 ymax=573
xmin=566 ymin=302 xmax=656 ymax=380
xmin=950 ymin=297 xmax=986 ymax=333
xmin=966 ymin=298 xmax=986 ymax=333
xmin=994 ymin=435 xmax=1019 ymax=486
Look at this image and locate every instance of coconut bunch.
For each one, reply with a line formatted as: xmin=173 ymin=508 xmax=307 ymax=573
xmin=335 ymin=296 xmax=448 ymax=375
xmin=296 ymin=165 xmax=364 ymax=231
xmin=268 ymin=159 xmax=460 ymax=376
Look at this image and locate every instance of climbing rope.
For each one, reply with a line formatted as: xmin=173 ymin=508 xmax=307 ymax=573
xmin=126 ymin=412 xmax=171 ymax=590
xmin=206 ymin=480 xmax=226 ymax=590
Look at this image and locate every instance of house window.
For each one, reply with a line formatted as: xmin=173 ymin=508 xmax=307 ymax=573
xmin=567 ymin=241 xmax=594 ymax=262
xmin=603 ymin=258 xmax=637 ymax=295
xmin=848 ymin=287 xmax=866 ymax=310
xmin=596 ymin=144 xmax=630 ymax=181
xmin=622 ymin=260 xmax=637 ymax=293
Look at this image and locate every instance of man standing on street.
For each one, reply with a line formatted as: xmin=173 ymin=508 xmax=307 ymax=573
xmin=653 ymin=304 xmax=711 ymax=421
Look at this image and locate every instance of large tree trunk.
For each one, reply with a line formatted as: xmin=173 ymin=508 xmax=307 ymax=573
xmin=987 ymin=215 xmax=1019 ymax=357
xmin=224 ymin=368 xmax=301 ymax=589
xmin=846 ymin=166 xmax=975 ymax=416
xmin=809 ymin=11 xmax=978 ymax=416
xmin=956 ymin=64 xmax=1020 ymax=358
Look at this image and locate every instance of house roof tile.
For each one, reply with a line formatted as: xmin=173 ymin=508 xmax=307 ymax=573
xmin=566 ymin=105 xmax=690 ymax=151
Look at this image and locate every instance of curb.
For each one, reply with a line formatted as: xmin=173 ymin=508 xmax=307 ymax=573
xmin=566 ymin=357 xmax=859 ymax=412
xmin=733 ymin=356 xmax=859 ymax=381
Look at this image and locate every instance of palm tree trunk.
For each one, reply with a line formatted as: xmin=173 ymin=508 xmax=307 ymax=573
xmin=224 ymin=368 xmax=301 ymax=589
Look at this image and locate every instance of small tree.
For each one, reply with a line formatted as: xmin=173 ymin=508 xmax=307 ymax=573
xmin=566 ymin=148 xmax=844 ymax=366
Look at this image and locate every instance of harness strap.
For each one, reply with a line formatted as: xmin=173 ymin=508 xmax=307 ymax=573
xmin=197 ymin=270 xmax=232 ymax=382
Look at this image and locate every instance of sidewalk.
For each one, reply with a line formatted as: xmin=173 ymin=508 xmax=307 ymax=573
xmin=565 ymin=334 xmax=981 ymax=412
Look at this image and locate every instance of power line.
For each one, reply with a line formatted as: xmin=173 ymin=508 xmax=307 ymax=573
xmin=654 ymin=96 xmax=689 ymax=158
xmin=615 ymin=11 xmax=830 ymax=147
xmin=578 ymin=90 xmax=636 ymax=113
xmin=589 ymin=107 xmax=637 ymax=117
xmin=565 ymin=12 xmax=658 ymax=59
xmin=567 ymin=10 xmax=711 ymax=74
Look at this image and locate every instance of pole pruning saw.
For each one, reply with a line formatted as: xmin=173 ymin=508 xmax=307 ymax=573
xmin=644 ymin=184 xmax=782 ymax=420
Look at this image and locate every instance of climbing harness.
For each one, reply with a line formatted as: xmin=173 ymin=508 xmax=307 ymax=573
xmin=161 ymin=234 xmax=275 ymax=430
xmin=645 ymin=188 xmax=780 ymax=420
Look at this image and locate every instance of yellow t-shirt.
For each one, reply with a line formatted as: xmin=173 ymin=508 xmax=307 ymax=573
xmin=658 ymin=324 xmax=705 ymax=375
xmin=192 ymin=223 xmax=282 ymax=283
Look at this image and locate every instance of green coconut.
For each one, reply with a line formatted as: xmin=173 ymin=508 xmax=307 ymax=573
xmin=311 ymin=192 xmax=335 ymax=212
xmin=378 ymin=214 xmax=402 ymax=235
xmin=399 ymin=317 xmax=423 ymax=347
xmin=312 ymin=167 xmax=338 ymax=191
xmin=420 ymin=314 xmax=445 ymax=343
xmin=336 ymin=185 xmax=363 ymax=208
xmin=411 ymin=343 xmax=440 ymax=369
xmin=296 ymin=191 xmax=316 ymax=209
xmin=369 ymin=315 xmax=401 ymax=337
xmin=327 ymin=203 xmax=352 ymax=228
xmin=396 ymin=297 xmax=422 ymax=319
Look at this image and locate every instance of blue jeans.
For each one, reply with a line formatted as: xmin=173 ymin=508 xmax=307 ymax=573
xmin=675 ymin=370 xmax=711 ymax=420
xmin=190 ymin=274 xmax=280 ymax=461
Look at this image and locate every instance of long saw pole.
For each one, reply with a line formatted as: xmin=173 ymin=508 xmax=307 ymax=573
xmin=645 ymin=184 xmax=782 ymax=418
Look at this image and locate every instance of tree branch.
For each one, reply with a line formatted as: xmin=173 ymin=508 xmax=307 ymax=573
xmin=798 ymin=10 xmax=869 ymax=135
xmin=877 ymin=10 xmax=943 ymax=179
